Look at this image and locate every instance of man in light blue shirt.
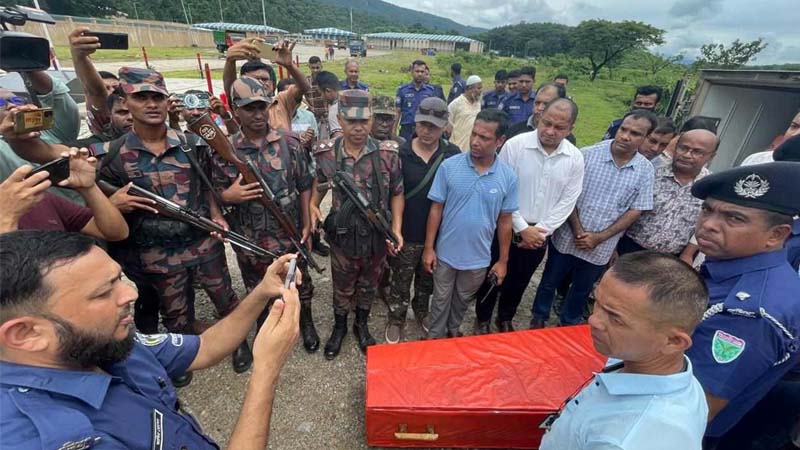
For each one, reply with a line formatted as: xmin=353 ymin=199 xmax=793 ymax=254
xmin=540 ymin=251 xmax=709 ymax=450
xmin=423 ymin=109 xmax=518 ymax=339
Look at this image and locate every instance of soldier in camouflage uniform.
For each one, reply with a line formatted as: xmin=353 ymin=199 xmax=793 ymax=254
xmin=96 ymin=67 xmax=248 ymax=376
xmin=310 ymin=90 xmax=405 ymax=359
xmin=371 ymin=95 xmax=406 ymax=146
xmin=211 ymin=76 xmax=319 ymax=353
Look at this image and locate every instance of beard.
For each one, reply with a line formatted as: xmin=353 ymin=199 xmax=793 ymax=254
xmin=46 ymin=315 xmax=135 ymax=369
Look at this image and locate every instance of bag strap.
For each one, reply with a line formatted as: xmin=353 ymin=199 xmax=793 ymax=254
xmin=404 ymin=140 xmax=447 ymax=200
xmin=179 ymin=133 xmax=227 ymax=213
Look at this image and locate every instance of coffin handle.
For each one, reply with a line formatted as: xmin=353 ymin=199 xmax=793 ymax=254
xmin=394 ymin=424 xmax=439 ymax=441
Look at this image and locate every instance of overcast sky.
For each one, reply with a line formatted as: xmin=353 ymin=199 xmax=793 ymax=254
xmin=384 ymin=0 xmax=799 ymax=64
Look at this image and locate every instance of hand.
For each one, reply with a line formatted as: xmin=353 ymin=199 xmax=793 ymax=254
xmin=300 ymin=128 xmax=315 ymax=146
xmin=0 ymin=165 xmax=51 ymax=228
xmin=252 ymin=283 xmax=300 ymax=379
xmin=272 ymin=39 xmax=296 ymax=67
xmin=167 ymin=96 xmax=183 ymax=119
xmin=575 ymin=232 xmax=604 ymax=250
xmin=220 ymin=174 xmax=262 ymax=204
xmin=256 ymin=253 xmax=304 ymax=298
xmin=226 ymin=39 xmax=261 ymax=62
xmin=59 ymin=148 xmax=97 ymax=190
xmin=309 ymin=206 xmax=323 ymax=232
xmin=386 ymin=229 xmax=403 ymax=256
xmin=422 ymin=247 xmax=437 ymax=273
xmin=517 ymin=226 xmax=546 ymax=249
xmin=209 ymin=214 xmax=229 ymax=243
xmin=209 ymin=96 xmax=228 ymax=117
xmin=68 ymin=28 xmax=100 ymax=58
xmin=109 ymin=182 xmax=159 ymax=214
xmin=489 ymin=261 xmax=508 ymax=286
xmin=301 ymin=225 xmax=312 ymax=251
xmin=1 ymin=105 xmax=42 ymax=141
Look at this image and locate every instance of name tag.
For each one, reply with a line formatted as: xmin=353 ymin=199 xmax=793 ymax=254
xmin=509 ymin=105 xmax=521 ymax=110
xmin=151 ymin=409 xmax=164 ymax=450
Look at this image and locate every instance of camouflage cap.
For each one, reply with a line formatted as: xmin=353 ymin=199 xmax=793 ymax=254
xmin=338 ymin=89 xmax=371 ymax=120
xmin=118 ymin=67 xmax=168 ymax=96
xmin=372 ymin=95 xmax=396 ymax=117
xmin=231 ymin=76 xmax=273 ymax=107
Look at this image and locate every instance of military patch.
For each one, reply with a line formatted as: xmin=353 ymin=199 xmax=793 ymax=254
xmin=712 ymin=330 xmax=746 ymax=364
xmin=135 ymin=333 xmax=168 ymax=346
xmin=198 ymin=124 xmax=217 ymax=141
xmin=379 ymin=140 xmax=399 ymax=152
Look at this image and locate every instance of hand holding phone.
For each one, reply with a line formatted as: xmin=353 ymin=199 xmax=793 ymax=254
xmin=14 ymin=108 xmax=53 ymax=134
xmin=25 ymin=156 xmax=70 ymax=185
xmin=284 ymin=257 xmax=298 ymax=288
xmin=85 ymin=31 xmax=129 ymax=50
xmin=254 ymin=40 xmax=279 ymax=62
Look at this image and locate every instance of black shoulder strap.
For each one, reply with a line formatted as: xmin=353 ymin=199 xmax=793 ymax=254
xmin=178 ymin=134 xmax=227 ymax=212
xmin=405 ymin=151 xmax=444 ymax=201
xmin=96 ymin=135 xmax=129 ymax=182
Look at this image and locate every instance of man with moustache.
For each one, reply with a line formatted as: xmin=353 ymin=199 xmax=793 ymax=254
xmin=394 ymin=60 xmax=440 ymax=142
xmin=481 ymin=70 xmax=508 ymax=110
xmin=500 ymin=66 xmax=536 ymax=126
xmin=371 ymin=95 xmax=405 ymax=145
xmin=602 ymin=85 xmax=663 ymax=140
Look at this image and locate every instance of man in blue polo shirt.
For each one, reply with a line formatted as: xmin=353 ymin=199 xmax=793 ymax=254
xmin=394 ymin=60 xmax=439 ymax=142
xmin=499 ymin=66 xmax=536 ymax=126
xmin=540 ymin=251 xmax=709 ymax=450
xmin=0 ymin=230 xmax=301 ymax=450
xmin=422 ymin=109 xmax=518 ymax=339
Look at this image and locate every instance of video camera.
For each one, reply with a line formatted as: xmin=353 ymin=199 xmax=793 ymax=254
xmin=0 ymin=5 xmax=55 ymax=72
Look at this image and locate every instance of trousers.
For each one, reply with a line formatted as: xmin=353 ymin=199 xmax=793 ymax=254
xmin=429 ymin=259 xmax=486 ymax=339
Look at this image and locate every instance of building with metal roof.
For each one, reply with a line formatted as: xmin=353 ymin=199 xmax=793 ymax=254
xmin=303 ymin=28 xmax=356 ymax=40
xmin=364 ymin=32 xmax=484 ymax=53
xmin=192 ymin=22 xmax=288 ymax=34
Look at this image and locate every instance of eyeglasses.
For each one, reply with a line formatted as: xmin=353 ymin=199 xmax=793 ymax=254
xmin=0 ymin=96 xmax=28 ymax=107
xmin=676 ymin=144 xmax=714 ymax=158
xmin=418 ymin=106 xmax=447 ymax=119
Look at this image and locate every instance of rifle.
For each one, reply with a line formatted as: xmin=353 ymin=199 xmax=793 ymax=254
xmin=327 ymin=170 xmax=399 ymax=247
xmin=187 ymin=113 xmax=323 ymax=272
xmin=98 ymin=180 xmax=278 ymax=259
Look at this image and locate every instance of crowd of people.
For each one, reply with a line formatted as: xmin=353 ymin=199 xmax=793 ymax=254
xmin=0 ymin=30 xmax=799 ymax=450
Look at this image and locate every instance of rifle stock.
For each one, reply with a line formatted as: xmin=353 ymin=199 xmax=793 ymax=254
xmin=187 ymin=113 xmax=323 ymax=272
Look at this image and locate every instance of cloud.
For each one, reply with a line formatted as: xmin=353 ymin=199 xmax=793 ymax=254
xmin=668 ymin=0 xmax=723 ymax=18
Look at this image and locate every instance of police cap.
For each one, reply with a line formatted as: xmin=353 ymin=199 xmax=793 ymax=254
xmin=691 ymin=161 xmax=800 ymax=215
xmin=773 ymin=134 xmax=800 ymax=162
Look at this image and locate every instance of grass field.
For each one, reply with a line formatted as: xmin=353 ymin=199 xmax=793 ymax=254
xmin=53 ymin=46 xmax=219 ymax=62
xmin=161 ymin=50 xmax=644 ymax=145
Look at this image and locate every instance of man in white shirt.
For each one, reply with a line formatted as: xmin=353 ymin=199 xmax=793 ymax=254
xmin=740 ymin=110 xmax=800 ymax=166
xmin=539 ymin=251 xmax=709 ymax=450
xmin=474 ymin=99 xmax=584 ymax=333
xmin=447 ymin=75 xmax=483 ymax=152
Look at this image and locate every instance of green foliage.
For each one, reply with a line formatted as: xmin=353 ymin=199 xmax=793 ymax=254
xmin=570 ymin=20 xmax=665 ymax=81
xmin=695 ymin=38 xmax=768 ymax=69
xmin=477 ymin=22 xmax=573 ymax=58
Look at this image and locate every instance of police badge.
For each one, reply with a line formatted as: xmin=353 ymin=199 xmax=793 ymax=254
xmin=733 ymin=173 xmax=770 ymax=199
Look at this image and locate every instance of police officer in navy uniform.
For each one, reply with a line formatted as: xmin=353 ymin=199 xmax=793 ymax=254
xmin=684 ymin=162 xmax=800 ymax=449
xmin=499 ymin=66 xmax=536 ymax=126
xmin=773 ymin=134 xmax=800 ymax=272
xmin=481 ymin=70 xmax=508 ymax=110
xmin=0 ymin=231 xmax=301 ymax=450
xmin=394 ymin=60 xmax=440 ymax=142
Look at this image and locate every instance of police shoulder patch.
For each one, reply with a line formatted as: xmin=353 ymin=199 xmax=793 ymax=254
xmin=379 ymin=140 xmax=399 ymax=152
xmin=135 ymin=333 xmax=168 ymax=346
xmin=711 ymin=330 xmax=746 ymax=364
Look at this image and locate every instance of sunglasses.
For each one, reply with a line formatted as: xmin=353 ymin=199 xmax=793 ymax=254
xmin=418 ymin=106 xmax=447 ymax=119
xmin=0 ymin=96 xmax=28 ymax=107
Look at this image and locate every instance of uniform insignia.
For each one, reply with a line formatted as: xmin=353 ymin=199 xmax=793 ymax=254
xmin=57 ymin=436 xmax=101 ymax=450
xmin=733 ymin=173 xmax=770 ymax=198
xmin=171 ymin=333 xmax=184 ymax=347
xmin=712 ymin=330 xmax=746 ymax=364
xmin=735 ymin=291 xmax=751 ymax=301
xmin=135 ymin=333 xmax=168 ymax=346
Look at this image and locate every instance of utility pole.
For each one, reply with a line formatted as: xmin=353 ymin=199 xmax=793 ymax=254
xmin=261 ymin=0 xmax=267 ymax=35
xmin=217 ymin=0 xmax=224 ymax=23
xmin=179 ymin=0 xmax=190 ymax=25
xmin=132 ymin=1 xmax=140 ymax=21
xmin=349 ymin=8 xmax=353 ymax=33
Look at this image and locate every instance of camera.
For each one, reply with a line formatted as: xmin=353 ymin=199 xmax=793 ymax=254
xmin=0 ymin=5 xmax=56 ymax=72
xmin=175 ymin=92 xmax=210 ymax=109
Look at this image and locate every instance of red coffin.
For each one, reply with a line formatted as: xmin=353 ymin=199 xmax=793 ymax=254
xmin=365 ymin=325 xmax=606 ymax=449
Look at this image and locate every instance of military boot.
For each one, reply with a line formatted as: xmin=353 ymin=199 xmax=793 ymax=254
xmin=324 ymin=313 xmax=348 ymax=360
xmin=353 ymin=308 xmax=376 ymax=353
xmin=300 ymin=304 xmax=320 ymax=353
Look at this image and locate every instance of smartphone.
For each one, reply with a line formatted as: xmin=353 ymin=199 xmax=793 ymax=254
xmin=86 ymin=32 xmax=129 ymax=50
xmin=254 ymin=41 xmax=279 ymax=61
xmin=284 ymin=257 xmax=298 ymax=289
xmin=14 ymin=108 xmax=53 ymax=133
xmin=25 ymin=156 xmax=70 ymax=185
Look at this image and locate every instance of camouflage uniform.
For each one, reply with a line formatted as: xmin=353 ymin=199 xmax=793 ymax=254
xmin=313 ymin=92 xmax=403 ymax=316
xmin=97 ymin=67 xmax=238 ymax=333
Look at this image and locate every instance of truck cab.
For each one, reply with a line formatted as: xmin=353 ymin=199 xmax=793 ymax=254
xmin=349 ymin=39 xmax=366 ymax=57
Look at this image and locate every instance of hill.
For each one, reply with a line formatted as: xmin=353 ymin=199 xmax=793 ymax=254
xmin=315 ymin=0 xmax=485 ymax=35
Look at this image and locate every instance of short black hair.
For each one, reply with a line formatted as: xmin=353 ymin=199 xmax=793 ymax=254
xmin=536 ymin=82 xmax=566 ymax=99
xmin=494 ymin=70 xmax=508 ymax=81
xmin=609 ymin=251 xmax=708 ymax=331
xmin=451 ymin=63 xmax=462 ymax=75
xmin=519 ymin=66 xmax=536 ymax=78
xmin=760 ymin=210 xmax=794 ymax=230
xmin=106 ymin=86 xmax=125 ymax=111
xmin=554 ymin=73 xmax=569 ymax=81
xmin=474 ymin=109 xmax=508 ymax=138
xmin=543 ymin=98 xmax=579 ymax=124
xmin=309 ymin=56 xmax=321 ymax=65
xmin=316 ymin=71 xmax=339 ymax=91
xmin=680 ymin=116 xmax=719 ymax=134
xmin=241 ymin=60 xmax=270 ymax=77
xmin=99 ymin=71 xmax=118 ymax=81
xmin=1 ymin=231 xmax=96 ymax=322
xmin=411 ymin=60 xmax=428 ymax=70
xmin=277 ymin=78 xmax=295 ymax=93
xmin=635 ymin=85 xmax=663 ymax=103
xmin=507 ymin=70 xmax=521 ymax=79
xmin=621 ymin=109 xmax=659 ymax=135
xmin=653 ymin=116 xmax=677 ymax=135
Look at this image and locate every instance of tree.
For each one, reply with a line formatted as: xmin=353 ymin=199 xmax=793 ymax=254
xmin=482 ymin=22 xmax=573 ymax=57
xmin=696 ymin=38 xmax=767 ymax=69
xmin=570 ymin=20 xmax=665 ymax=81
xmin=641 ymin=52 xmax=684 ymax=75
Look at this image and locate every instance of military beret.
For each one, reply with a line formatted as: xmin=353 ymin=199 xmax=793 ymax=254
xmin=773 ymin=134 xmax=800 ymax=162
xmin=691 ymin=161 xmax=800 ymax=215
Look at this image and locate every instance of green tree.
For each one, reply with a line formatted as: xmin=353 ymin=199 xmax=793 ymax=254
xmin=696 ymin=38 xmax=767 ymax=69
xmin=570 ymin=19 xmax=665 ymax=81
xmin=481 ymin=22 xmax=573 ymax=57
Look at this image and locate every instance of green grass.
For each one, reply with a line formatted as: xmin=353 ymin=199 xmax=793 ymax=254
xmin=54 ymin=46 xmax=219 ymax=62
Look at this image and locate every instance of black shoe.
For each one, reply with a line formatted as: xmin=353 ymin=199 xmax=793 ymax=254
xmin=231 ymin=340 xmax=253 ymax=373
xmin=474 ymin=320 xmax=491 ymax=335
xmin=312 ymin=233 xmax=330 ymax=257
xmin=171 ymin=372 xmax=193 ymax=388
xmin=494 ymin=319 xmax=515 ymax=333
xmin=529 ymin=317 xmax=546 ymax=329
xmin=300 ymin=304 xmax=320 ymax=353
xmin=324 ymin=313 xmax=348 ymax=360
xmin=353 ymin=308 xmax=376 ymax=353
